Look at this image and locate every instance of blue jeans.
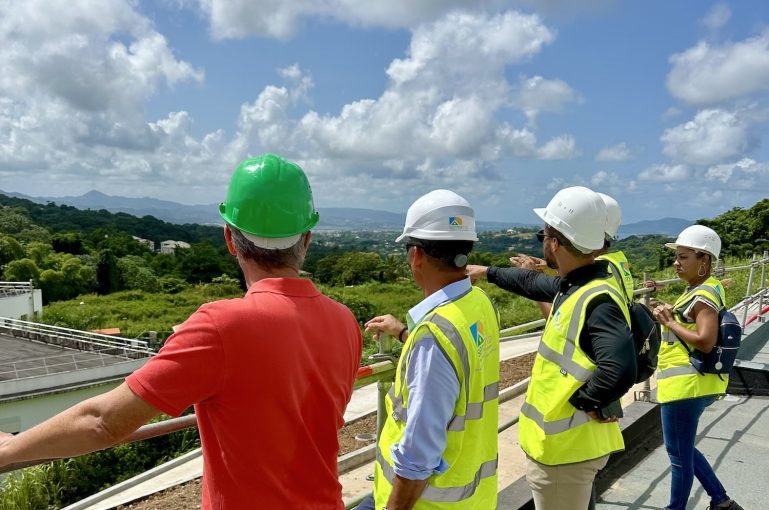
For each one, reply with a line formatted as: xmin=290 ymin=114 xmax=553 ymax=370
xmin=354 ymin=494 xmax=375 ymax=510
xmin=661 ymin=395 xmax=729 ymax=510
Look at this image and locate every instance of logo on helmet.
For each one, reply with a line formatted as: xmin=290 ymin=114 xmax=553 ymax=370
xmin=449 ymin=216 xmax=463 ymax=227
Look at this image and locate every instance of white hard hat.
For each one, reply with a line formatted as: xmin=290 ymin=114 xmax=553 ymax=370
xmin=395 ymin=189 xmax=478 ymax=242
xmin=665 ymin=225 xmax=721 ymax=260
xmin=533 ymin=186 xmax=607 ymax=253
xmin=597 ymin=192 xmax=622 ymax=240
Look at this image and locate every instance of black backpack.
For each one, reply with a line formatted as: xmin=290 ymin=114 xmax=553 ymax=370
xmin=607 ymin=262 xmax=661 ymax=383
xmin=676 ymin=289 xmax=741 ymax=378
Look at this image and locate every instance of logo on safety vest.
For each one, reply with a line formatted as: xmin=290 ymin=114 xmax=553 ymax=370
xmin=449 ymin=216 xmax=463 ymax=226
xmin=552 ymin=310 xmax=563 ymax=332
xmin=470 ymin=321 xmax=485 ymax=349
xmin=619 ymin=261 xmax=631 ymax=277
xmin=470 ymin=321 xmax=492 ymax=364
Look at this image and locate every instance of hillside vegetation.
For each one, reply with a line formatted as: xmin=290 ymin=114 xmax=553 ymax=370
xmin=1 ymin=195 xmax=767 ymax=509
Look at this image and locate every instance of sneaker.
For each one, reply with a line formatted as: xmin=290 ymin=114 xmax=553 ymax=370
xmin=707 ymin=500 xmax=744 ymax=510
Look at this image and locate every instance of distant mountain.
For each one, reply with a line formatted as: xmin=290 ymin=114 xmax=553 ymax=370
xmin=0 ymin=190 xmax=690 ymax=234
xmin=0 ymin=190 xmax=526 ymax=231
xmin=617 ymin=217 xmax=692 ymax=238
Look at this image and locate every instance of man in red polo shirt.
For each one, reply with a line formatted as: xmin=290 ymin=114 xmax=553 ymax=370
xmin=0 ymin=154 xmax=362 ymax=509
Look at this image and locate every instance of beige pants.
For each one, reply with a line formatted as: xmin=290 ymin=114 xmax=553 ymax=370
xmin=525 ymin=455 xmax=609 ymax=510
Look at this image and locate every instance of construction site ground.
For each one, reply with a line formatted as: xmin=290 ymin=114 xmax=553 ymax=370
xmin=116 ymin=352 xmax=537 ymax=510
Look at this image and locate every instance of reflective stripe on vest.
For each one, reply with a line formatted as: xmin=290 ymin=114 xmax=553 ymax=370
xmin=656 ymin=277 xmax=729 ymax=403
xmin=374 ymin=286 xmax=499 ymax=509
xmin=376 ymin=450 xmax=498 ymax=503
xmin=520 ymin=401 xmax=592 ymax=434
xmin=536 ymin=283 xmax=625 ymax=383
xmin=388 ymin=316 xmax=499 ymax=431
xmin=657 ymin=364 xmax=701 ymax=379
xmin=519 ymin=275 xmax=629 ymax=465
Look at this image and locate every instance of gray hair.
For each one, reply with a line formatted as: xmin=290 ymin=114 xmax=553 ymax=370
xmin=229 ymin=228 xmax=308 ymax=270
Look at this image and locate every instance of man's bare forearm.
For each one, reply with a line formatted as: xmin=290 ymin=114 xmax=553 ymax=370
xmin=0 ymin=383 xmax=160 ymax=468
xmin=386 ymin=475 xmax=429 ymax=510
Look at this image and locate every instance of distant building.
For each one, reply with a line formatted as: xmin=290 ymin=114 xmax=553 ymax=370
xmin=132 ymin=236 xmax=155 ymax=252
xmin=160 ymin=240 xmax=191 ymax=255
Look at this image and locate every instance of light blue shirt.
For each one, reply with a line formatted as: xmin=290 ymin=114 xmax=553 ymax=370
xmin=390 ymin=278 xmax=470 ymax=480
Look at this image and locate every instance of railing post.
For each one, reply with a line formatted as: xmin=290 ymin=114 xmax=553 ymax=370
xmin=641 ymin=272 xmax=651 ymax=308
xmin=640 ymin=271 xmax=652 ymax=400
xmin=369 ymin=334 xmax=397 ymax=442
xmin=743 ymin=254 xmax=758 ymax=327
xmin=715 ymin=258 xmax=725 ymax=279
xmin=27 ymin=279 xmax=35 ymax=319
xmin=759 ymin=251 xmax=768 ymax=323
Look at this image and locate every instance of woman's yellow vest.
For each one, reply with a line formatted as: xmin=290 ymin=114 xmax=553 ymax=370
xmin=373 ymin=287 xmax=500 ymax=509
xmin=519 ymin=273 xmax=630 ymax=466
xmin=596 ymin=251 xmax=634 ymax=301
xmin=656 ymin=276 xmax=729 ymax=403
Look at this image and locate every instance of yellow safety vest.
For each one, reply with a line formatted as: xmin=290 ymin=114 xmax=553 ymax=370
xmin=374 ymin=287 xmax=500 ymax=509
xmin=519 ymin=273 xmax=630 ymax=466
xmin=597 ymin=251 xmax=634 ymax=301
xmin=656 ymin=277 xmax=729 ymax=403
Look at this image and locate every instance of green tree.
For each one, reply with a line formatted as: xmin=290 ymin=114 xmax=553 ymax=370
xmin=96 ymin=249 xmax=121 ymax=295
xmin=0 ymin=235 xmax=24 ymax=266
xmin=176 ymin=242 xmax=225 ymax=283
xmin=117 ymin=255 xmax=159 ymax=293
xmin=25 ymin=242 xmax=52 ymax=267
xmin=51 ymin=232 xmax=85 ymax=254
xmin=335 ymin=252 xmax=382 ymax=286
xmin=3 ymin=258 xmax=40 ymax=283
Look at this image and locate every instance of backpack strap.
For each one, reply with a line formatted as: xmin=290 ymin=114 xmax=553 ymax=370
xmin=674 ymin=283 xmax=724 ymax=375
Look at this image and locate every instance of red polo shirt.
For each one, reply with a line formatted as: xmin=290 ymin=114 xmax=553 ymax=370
xmin=126 ymin=278 xmax=362 ymax=509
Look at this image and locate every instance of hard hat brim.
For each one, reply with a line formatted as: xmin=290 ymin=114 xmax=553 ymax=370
xmin=533 ymin=207 xmax=547 ymax=225
xmin=664 ymin=242 xmax=719 ymax=260
xmin=241 ymin=231 xmax=303 ymax=250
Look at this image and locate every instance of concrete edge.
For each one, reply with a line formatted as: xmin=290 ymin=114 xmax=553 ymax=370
xmin=61 ymin=448 xmax=203 ymax=510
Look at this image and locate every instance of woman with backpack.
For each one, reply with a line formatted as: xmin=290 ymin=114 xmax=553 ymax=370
xmin=651 ymin=225 xmax=743 ymax=510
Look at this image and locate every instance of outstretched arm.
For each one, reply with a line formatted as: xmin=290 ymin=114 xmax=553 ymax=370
xmin=0 ymin=383 xmax=161 ymax=469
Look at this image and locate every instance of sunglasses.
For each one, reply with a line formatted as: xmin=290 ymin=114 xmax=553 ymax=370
xmin=536 ymin=229 xmax=549 ymax=243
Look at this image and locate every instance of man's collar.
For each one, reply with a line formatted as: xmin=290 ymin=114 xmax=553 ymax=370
xmin=406 ymin=278 xmax=472 ymax=329
xmin=560 ymin=260 xmax=610 ymax=291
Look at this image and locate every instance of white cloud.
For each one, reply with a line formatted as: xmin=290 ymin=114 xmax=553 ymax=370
xmin=0 ymin=0 xmax=212 ymax=198
xmin=595 ymin=142 xmax=632 ymax=162
xmin=513 ymin=75 xmax=580 ymax=124
xmin=667 ymin=31 xmax=769 ymax=105
xmin=638 ymin=164 xmax=690 ymax=182
xmin=293 ymin=11 xmax=560 ymax=164
xmin=495 ymin=127 xmax=578 ymax=160
xmin=196 ymin=0 xmax=509 ymax=40
xmin=705 ymin=158 xmax=769 ymax=189
xmin=661 ymin=109 xmax=751 ymax=166
xmin=0 ymin=6 xmax=580 ymax=206
xmin=536 ymin=135 xmax=580 ymax=160
xmin=0 ymin=1 xmax=202 ymax=116
xmin=700 ymin=4 xmax=731 ymax=31
xmin=590 ymin=170 xmax=636 ymax=192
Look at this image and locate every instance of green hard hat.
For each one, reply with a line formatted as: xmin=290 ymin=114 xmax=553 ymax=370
xmin=219 ymin=154 xmax=320 ymax=247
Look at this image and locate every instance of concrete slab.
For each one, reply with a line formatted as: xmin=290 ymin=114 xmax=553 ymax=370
xmin=597 ymin=395 xmax=769 ymax=510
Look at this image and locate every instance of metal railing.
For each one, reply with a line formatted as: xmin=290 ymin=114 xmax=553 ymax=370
xmin=0 ymin=348 xmax=145 ymax=381
xmin=0 ymin=281 xmax=33 ymax=298
xmin=0 ymin=317 xmax=154 ymax=382
xmin=3 ymin=252 xmax=769 ymax=502
xmin=0 ymin=317 xmax=152 ymax=352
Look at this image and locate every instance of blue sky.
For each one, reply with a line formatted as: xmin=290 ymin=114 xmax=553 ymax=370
xmin=1 ymin=1 xmax=769 ymax=225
